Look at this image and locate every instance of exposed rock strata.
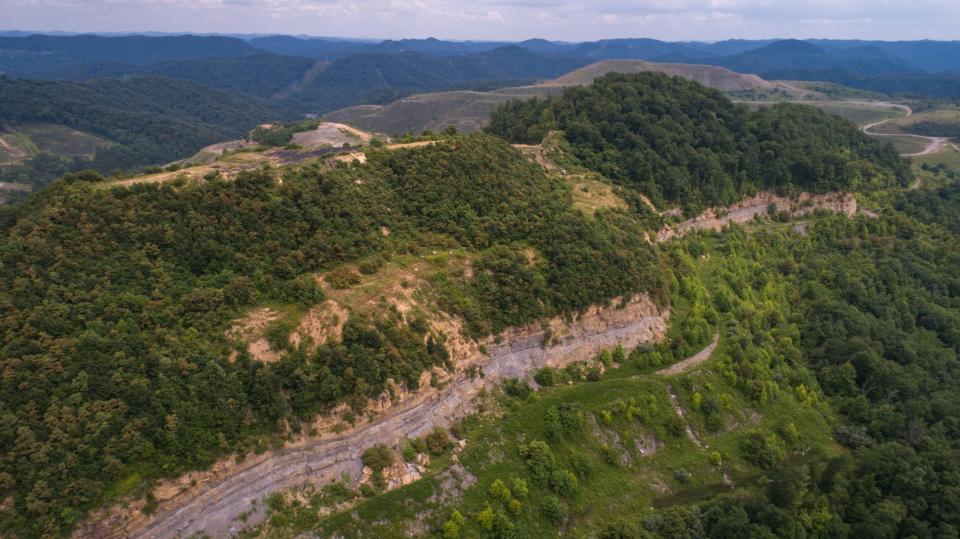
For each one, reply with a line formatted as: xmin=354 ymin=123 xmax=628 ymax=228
xmin=80 ymin=295 xmax=668 ymax=539
xmin=656 ymin=192 xmax=858 ymax=242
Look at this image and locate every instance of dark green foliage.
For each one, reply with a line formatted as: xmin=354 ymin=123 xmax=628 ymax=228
xmin=50 ymin=53 xmax=316 ymax=99
xmin=544 ymin=404 xmax=583 ymax=442
xmin=425 ymin=427 xmax=453 ymax=455
xmin=0 ymin=134 xmax=669 ymax=536
xmin=250 ymin=119 xmax=323 ymax=147
xmin=488 ymin=72 xmax=910 ymax=213
xmin=0 ymin=76 xmax=292 ymax=188
xmin=534 ymin=367 xmax=565 ymax=387
xmin=0 ymin=35 xmax=259 ymax=76
xmin=542 ymin=495 xmax=568 ymax=525
xmin=361 ymin=444 xmax=393 ymax=472
xmin=519 ymin=440 xmax=555 ymax=484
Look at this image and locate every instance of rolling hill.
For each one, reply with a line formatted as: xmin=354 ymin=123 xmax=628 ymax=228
xmin=324 ymin=59 xmax=779 ymax=135
xmin=286 ymin=46 xmax=588 ymax=113
xmin=0 ymin=34 xmax=258 ymax=76
xmin=545 ymin=59 xmax=774 ymax=91
xmin=43 ymin=53 xmax=317 ymax=99
xmin=2 ymin=72 xmax=940 ymax=539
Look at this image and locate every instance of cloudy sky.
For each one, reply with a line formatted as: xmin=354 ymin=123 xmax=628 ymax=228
xmin=3 ymin=0 xmax=959 ymax=41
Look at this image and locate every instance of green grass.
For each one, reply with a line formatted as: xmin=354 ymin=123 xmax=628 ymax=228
xmin=253 ymin=359 xmax=837 ymax=538
xmin=243 ymin=223 xmax=843 ymax=539
xmin=0 ymin=132 xmax=34 ymax=164
xmin=867 ymin=133 xmax=931 ymax=155
xmin=745 ymin=100 xmax=904 ymax=127
xmin=781 ymin=81 xmax=886 ymax=100
xmin=877 ymin=105 xmax=960 ymax=138
xmin=810 ymin=102 xmax=904 ymax=127
xmin=910 ymin=143 xmax=960 ymax=188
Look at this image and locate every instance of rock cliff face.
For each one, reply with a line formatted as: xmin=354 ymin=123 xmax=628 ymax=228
xmin=79 ymin=295 xmax=668 ymax=539
xmin=656 ymin=192 xmax=858 ymax=242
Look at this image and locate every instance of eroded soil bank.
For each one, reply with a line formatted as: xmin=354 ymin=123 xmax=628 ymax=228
xmin=78 ymin=295 xmax=668 ymax=539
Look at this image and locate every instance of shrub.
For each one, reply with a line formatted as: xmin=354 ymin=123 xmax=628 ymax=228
xmin=181 ymin=287 xmax=224 ymax=313
xmin=265 ymin=318 xmax=294 ymax=352
xmin=443 ymin=510 xmax=466 ymax=538
xmin=600 ymin=444 xmax=620 ymax=466
xmin=361 ymin=444 xmax=393 ymax=472
xmin=511 ymin=478 xmax=529 ymax=498
xmin=358 ymin=257 xmax=384 ymax=275
xmin=401 ymin=441 xmax=418 ymax=463
xmin=327 ymin=266 xmax=362 ymax=289
xmin=279 ymin=275 xmax=325 ymax=307
xmin=503 ymin=379 xmax=531 ymax=400
xmin=549 ymin=469 xmax=578 ymax=497
xmin=477 ymin=505 xmax=495 ymax=531
xmin=489 ymin=479 xmax=512 ymax=502
xmin=543 ymin=495 xmax=568 ymax=525
xmin=534 ymin=367 xmax=565 ymax=387
xmin=571 ymin=453 xmax=595 ymax=479
xmin=519 ymin=440 xmax=555 ymax=483
xmin=741 ymin=430 xmax=786 ymax=468
xmin=426 ymin=427 xmax=452 ymax=455
xmin=778 ymin=422 xmax=800 ymax=445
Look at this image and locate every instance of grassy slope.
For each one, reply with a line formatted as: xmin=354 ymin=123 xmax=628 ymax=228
xmin=241 ymin=223 xmax=841 ymax=538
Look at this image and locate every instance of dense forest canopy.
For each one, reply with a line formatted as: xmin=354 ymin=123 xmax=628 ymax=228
xmin=3 ymin=70 xmax=956 ymax=539
xmin=487 ymin=72 xmax=909 ymax=213
xmin=44 ymin=53 xmax=317 ymax=100
xmin=0 ymin=76 xmax=292 ymax=187
xmin=0 ymin=134 xmax=667 ymax=536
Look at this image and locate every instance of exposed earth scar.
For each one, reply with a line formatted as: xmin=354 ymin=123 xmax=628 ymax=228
xmin=82 ymin=296 xmax=668 ymax=539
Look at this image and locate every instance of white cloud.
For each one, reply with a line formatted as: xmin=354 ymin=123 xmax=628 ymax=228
xmin=2 ymin=0 xmax=959 ymax=40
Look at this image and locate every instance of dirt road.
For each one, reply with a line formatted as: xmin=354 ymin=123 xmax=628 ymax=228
xmin=861 ymin=103 xmax=955 ymax=157
xmin=656 ymin=333 xmax=719 ymax=376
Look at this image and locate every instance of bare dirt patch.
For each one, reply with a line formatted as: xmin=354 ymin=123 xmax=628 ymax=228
xmin=385 ymin=140 xmax=436 ymax=150
xmin=290 ymin=300 xmax=349 ymax=351
xmin=227 ymin=307 xmax=283 ymax=363
xmin=568 ymin=174 xmax=629 ymax=214
xmin=292 ymin=122 xmax=373 ymax=148
xmin=0 ymin=134 xmax=29 ymax=162
xmin=512 ymin=143 xmax=562 ymax=173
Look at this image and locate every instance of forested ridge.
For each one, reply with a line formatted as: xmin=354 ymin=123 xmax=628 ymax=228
xmin=488 ymin=72 xmax=909 ymax=213
xmin=0 ymin=134 xmax=666 ymax=536
xmin=5 ymin=72 xmax=960 ymax=539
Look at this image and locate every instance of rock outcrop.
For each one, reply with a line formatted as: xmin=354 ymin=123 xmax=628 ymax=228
xmin=79 ymin=295 xmax=668 ymax=539
xmin=656 ymin=191 xmax=858 ymax=242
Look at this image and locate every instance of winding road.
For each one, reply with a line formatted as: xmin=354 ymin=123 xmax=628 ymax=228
xmin=861 ymin=102 xmax=959 ymax=157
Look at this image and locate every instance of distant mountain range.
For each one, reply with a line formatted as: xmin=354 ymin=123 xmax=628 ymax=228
xmin=3 ymin=33 xmax=960 ymax=109
xmin=2 ymin=32 xmax=960 ymax=185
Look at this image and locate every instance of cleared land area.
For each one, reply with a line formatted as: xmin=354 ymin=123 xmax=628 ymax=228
xmin=325 ymin=59 xmax=781 ymax=136
xmin=0 ymin=123 xmax=109 ymax=163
